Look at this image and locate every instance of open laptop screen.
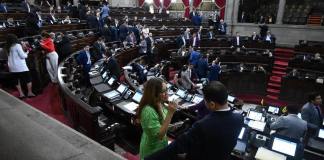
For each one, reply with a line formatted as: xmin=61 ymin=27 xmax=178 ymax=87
xmin=238 ymin=127 xmax=246 ymax=140
xmin=227 ymin=95 xmax=235 ymax=103
xmin=176 ymin=89 xmax=186 ymax=99
xmin=268 ymin=106 xmax=279 ymax=114
xmin=132 ymin=92 xmax=143 ymax=103
xmin=272 ymin=137 xmax=297 ymax=156
xmin=102 ymin=71 xmax=108 ymax=79
xmin=117 ymin=84 xmax=127 ymax=94
xmin=318 ymin=129 xmax=324 ymax=139
xmin=247 ymin=110 xmax=263 ymax=121
xmin=192 ymin=94 xmax=203 ymax=104
xmin=107 ymin=77 xmax=115 ymax=85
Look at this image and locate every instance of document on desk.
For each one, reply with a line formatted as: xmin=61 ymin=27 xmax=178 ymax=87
xmin=255 ymin=147 xmax=286 ymax=160
xmin=123 ymin=102 xmax=138 ymax=112
xmin=103 ymin=90 xmax=119 ymax=99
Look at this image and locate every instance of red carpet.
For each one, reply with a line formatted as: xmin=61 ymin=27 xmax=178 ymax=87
xmin=4 ymin=84 xmax=71 ymax=127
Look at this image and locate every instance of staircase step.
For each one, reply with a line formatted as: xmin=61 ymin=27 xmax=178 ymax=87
xmin=273 ymin=66 xmax=287 ymax=71
xmin=272 ymin=70 xmax=286 ymax=76
xmin=266 ymin=95 xmax=279 ymax=100
xmin=275 ymin=48 xmax=294 ymax=54
xmin=267 ymin=88 xmax=280 ymax=94
xmin=268 ymin=82 xmax=281 ymax=88
xmin=275 ymin=56 xmax=291 ymax=62
xmin=274 ymin=52 xmax=294 ymax=58
xmin=270 ymin=76 xmax=282 ymax=83
xmin=274 ymin=60 xmax=289 ymax=66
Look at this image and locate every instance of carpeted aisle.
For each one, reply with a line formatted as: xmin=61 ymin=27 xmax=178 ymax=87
xmin=6 ymin=84 xmax=71 ymax=127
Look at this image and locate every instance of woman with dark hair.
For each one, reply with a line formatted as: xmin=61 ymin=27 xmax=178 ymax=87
xmin=136 ymin=77 xmax=177 ymax=160
xmin=40 ymin=31 xmax=59 ymax=83
xmin=6 ymin=34 xmax=35 ymax=98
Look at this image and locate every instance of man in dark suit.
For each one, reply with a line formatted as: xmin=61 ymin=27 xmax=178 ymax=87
xmin=119 ymin=21 xmax=129 ymax=42
xmin=189 ymin=46 xmax=201 ymax=67
xmin=301 ymin=92 xmax=323 ymax=133
xmin=48 ymin=12 xmax=57 ymax=24
xmin=218 ymin=19 xmax=227 ymax=35
xmin=190 ymin=32 xmax=200 ymax=48
xmin=56 ymin=32 xmax=72 ymax=61
xmin=92 ymin=37 xmax=106 ymax=61
xmin=145 ymin=81 xmax=244 ymax=160
xmin=126 ymin=31 xmax=137 ymax=46
xmin=104 ymin=51 xmax=121 ymax=80
xmin=208 ymin=59 xmax=221 ymax=81
xmin=270 ymin=105 xmax=307 ymax=140
xmin=86 ymin=11 xmax=97 ymax=29
xmin=250 ymin=31 xmax=260 ymax=41
xmin=196 ymin=54 xmax=208 ymax=79
xmin=76 ymin=45 xmax=92 ymax=85
xmin=131 ymin=57 xmax=147 ymax=84
xmin=207 ymin=28 xmax=214 ymax=40
xmin=231 ymin=32 xmax=245 ymax=48
xmin=176 ymin=33 xmax=186 ymax=48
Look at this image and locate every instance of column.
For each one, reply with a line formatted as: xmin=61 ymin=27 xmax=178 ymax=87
xmin=276 ymin=0 xmax=286 ymax=24
xmin=233 ymin=0 xmax=240 ymax=23
xmin=56 ymin=0 xmax=60 ymax=7
xmin=224 ymin=0 xmax=240 ymax=24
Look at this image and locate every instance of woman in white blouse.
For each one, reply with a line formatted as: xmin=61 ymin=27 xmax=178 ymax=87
xmin=6 ymin=34 xmax=35 ymax=98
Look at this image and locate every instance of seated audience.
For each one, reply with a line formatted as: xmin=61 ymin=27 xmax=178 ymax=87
xmin=270 ymin=105 xmax=307 ymax=140
xmin=287 ymin=68 xmax=300 ymax=78
xmin=145 ymin=81 xmax=244 ymax=160
xmin=6 ymin=34 xmax=35 ymax=98
xmin=253 ymin=64 xmax=266 ymax=73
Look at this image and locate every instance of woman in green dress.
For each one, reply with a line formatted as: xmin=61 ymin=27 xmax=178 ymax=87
xmin=136 ymin=77 xmax=177 ymax=160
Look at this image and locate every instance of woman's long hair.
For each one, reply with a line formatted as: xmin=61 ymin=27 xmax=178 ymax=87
xmin=136 ymin=77 xmax=164 ymax=123
xmin=5 ymin=34 xmax=19 ymax=56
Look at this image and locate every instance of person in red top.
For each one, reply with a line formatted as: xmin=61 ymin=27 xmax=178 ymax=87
xmin=40 ymin=32 xmax=59 ymax=83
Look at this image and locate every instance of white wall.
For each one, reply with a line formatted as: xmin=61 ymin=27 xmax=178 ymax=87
xmin=110 ymin=0 xmax=137 ymax=7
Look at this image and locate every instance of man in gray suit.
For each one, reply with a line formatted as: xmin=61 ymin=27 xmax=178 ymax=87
xmin=301 ymin=92 xmax=323 ymax=133
xmin=270 ymin=105 xmax=307 ymax=141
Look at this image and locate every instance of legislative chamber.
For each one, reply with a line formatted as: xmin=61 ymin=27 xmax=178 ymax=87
xmin=0 ymin=0 xmax=324 ymax=160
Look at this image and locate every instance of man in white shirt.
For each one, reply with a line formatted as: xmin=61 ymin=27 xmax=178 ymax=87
xmin=231 ymin=32 xmax=244 ymax=48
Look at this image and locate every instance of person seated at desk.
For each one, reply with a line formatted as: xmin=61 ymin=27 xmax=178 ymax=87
xmin=251 ymin=31 xmax=260 ymax=41
xmin=136 ymin=78 xmax=178 ymax=160
xmin=231 ymin=32 xmax=245 ymax=48
xmin=76 ymin=45 xmax=92 ymax=85
xmin=145 ymin=81 xmax=244 ymax=160
xmin=5 ymin=18 xmax=15 ymax=27
xmin=236 ymin=63 xmax=246 ymax=72
xmin=270 ymin=105 xmax=307 ymax=141
xmin=92 ymin=37 xmax=106 ymax=61
xmin=287 ymin=68 xmax=300 ymax=78
xmin=301 ymin=92 xmax=323 ymax=135
xmin=62 ymin=16 xmax=72 ymax=24
xmin=103 ymin=50 xmax=120 ymax=80
xmin=131 ymin=57 xmax=147 ymax=84
xmin=263 ymin=49 xmax=273 ymax=58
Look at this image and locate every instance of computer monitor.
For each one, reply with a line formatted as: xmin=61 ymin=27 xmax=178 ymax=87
xmin=132 ymin=92 xmax=143 ymax=103
xmin=247 ymin=110 xmax=263 ymax=121
xmin=107 ymin=77 xmax=115 ymax=85
xmin=271 ymin=136 xmax=297 ymax=157
xmin=238 ymin=127 xmax=246 ymax=140
xmin=176 ymin=89 xmax=186 ymax=99
xmin=318 ymin=128 xmax=324 ymax=139
xmin=227 ymin=95 xmax=235 ymax=103
xmin=117 ymin=84 xmax=127 ymax=94
xmin=102 ymin=71 xmax=108 ymax=79
xmin=268 ymin=106 xmax=280 ymax=114
xmin=191 ymin=94 xmax=203 ymax=104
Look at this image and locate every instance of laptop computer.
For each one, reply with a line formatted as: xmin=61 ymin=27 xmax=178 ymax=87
xmin=168 ymin=89 xmax=187 ymax=102
xmin=248 ymin=120 xmax=266 ymax=132
xmin=116 ymin=91 xmax=143 ymax=114
xmin=90 ymin=75 xmax=103 ymax=85
xmin=247 ymin=110 xmax=264 ymax=121
xmin=234 ymin=127 xmax=247 ymax=153
xmin=317 ymin=128 xmax=324 ymax=140
xmin=270 ymin=135 xmax=298 ymax=157
xmin=268 ymin=106 xmax=280 ymax=115
xmin=228 ymin=95 xmax=235 ymax=103
xmin=103 ymin=83 xmax=128 ymax=101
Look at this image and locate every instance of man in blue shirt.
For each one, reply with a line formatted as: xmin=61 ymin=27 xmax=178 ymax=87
xmin=208 ymin=59 xmax=221 ymax=81
xmin=196 ymin=54 xmax=208 ymax=79
xmin=189 ymin=47 xmax=201 ymax=67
